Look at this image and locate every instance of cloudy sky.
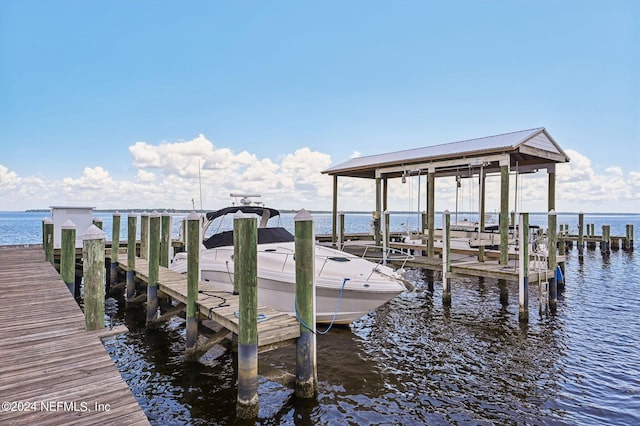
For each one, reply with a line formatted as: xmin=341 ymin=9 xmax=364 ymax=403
xmin=1 ymin=1 xmax=638 ymax=213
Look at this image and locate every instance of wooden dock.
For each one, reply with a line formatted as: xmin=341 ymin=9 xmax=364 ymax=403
xmin=0 ymin=246 xmax=149 ymax=425
xmin=114 ymin=255 xmax=301 ymax=352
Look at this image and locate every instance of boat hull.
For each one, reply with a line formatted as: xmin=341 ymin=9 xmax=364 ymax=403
xmin=171 ymin=242 xmax=406 ymax=324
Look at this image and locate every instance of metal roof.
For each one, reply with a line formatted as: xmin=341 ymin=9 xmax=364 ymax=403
xmin=322 ymin=127 xmax=569 ymax=179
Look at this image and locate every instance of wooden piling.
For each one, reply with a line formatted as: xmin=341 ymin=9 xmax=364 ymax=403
xmin=601 ymin=225 xmax=611 ymax=256
xmin=185 ymin=212 xmax=200 ymax=354
xmin=161 ymin=212 xmax=172 ymax=268
xmin=558 ymin=224 xmax=566 ymax=289
xmin=518 ymin=213 xmax=529 ymax=322
xmin=44 ymin=218 xmax=54 ymax=264
xmin=427 ymin=170 xmax=435 ymax=258
xmin=499 ymin=163 xmax=509 ymax=265
xmin=110 ymin=211 xmax=121 ymax=286
xmin=623 ymin=225 xmax=629 ymax=250
xmin=146 ymin=211 xmax=160 ymax=324
xmin=126 ymin=213 xmax=137 ymax=303
xmin=294 ymin=209 xmax=318 ymax=399
xmin=234 ymin=211 xmax=259 ymax=419
xmin=92 ymin=217 xmax=103 ymax=230
xmin=338 ymin=212 xmax=345 ymax=249
xmin=382 ymin=210 xmax=390 ymax=263
xmin=41 ymin=217 xmax=47 ymax=247
xmin=478 ymin=169 xmax=486 ymax=263
xmin=61 ymin=220 xmax=76 ymax=295
xmin=331 ymin=175 xmax=338 ymax=247
xmin=374 ymin=178 xmax=382 ymax=247
xmin=578 ymin=212 xmax=584 ymax=259
xmin=548 ymin=210 xmax=558 ymax=312
xmin=442 ymin=210 xmax=451 ymax=306
xmin=629 ymin=224 xmax=635 ymax=250
xmin=140 ymin=212 xmax=149 ymax=260
xmin=82 ymin=225 xmax=106 ymax=330
xmin=421 ymin=211 xmax=428 ymax=236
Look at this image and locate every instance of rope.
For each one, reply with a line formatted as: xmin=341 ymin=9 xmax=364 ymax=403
xmin=198 ymin=289 xmax=230 ymax=308
xmin=294 ymin=278 xmax=350 ymax=335
xmin=233 ymin=311 xmax=269 ymax=323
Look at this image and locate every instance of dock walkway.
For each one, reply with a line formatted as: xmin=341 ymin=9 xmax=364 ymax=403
xmin=0 ymin=246 xmax=149 ymax=425
xmin=115 ymin=255 xmax=301 ymax=351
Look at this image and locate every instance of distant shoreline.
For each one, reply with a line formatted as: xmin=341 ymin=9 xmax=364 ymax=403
xmin=18 ymin=209 xmax=640 ymax=216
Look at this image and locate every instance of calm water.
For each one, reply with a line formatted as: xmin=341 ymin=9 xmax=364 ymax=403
xmin=1 ymin=211 xmax=639 ymax=425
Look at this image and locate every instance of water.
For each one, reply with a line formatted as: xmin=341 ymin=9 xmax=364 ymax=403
xmin=2 ymin=211 xmax=639 ymax=425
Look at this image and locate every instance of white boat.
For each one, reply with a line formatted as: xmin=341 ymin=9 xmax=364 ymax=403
xmin=170 ymin=197 xmax=411 ymax=325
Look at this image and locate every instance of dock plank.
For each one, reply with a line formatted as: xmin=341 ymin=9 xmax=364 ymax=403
xmin=0 ymin=247 xmax=149 ymax=425
xmin=116 ymin=253 xmax=301 ymax=349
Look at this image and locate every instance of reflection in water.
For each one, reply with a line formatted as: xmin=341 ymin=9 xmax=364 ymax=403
xmin=104 ymin=246 xmax=640 ymax=425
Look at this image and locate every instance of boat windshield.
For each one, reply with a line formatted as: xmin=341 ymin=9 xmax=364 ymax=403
xmin=201 ymin=206 xmax=290 ymax=246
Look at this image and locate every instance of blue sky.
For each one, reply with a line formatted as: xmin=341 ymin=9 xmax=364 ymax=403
xmin=1 ymin=1 xmax=638 ymax=212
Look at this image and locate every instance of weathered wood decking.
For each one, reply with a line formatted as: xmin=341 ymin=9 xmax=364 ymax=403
xmin=114 ymin=255 xmax=301 ymax=352
xmin=0 ymin=246 xmax=149 ymax=425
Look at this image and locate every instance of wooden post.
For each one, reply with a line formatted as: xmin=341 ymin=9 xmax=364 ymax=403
xmin=374 ymin=177 xmax=382 ymax=247
xmin=92 ymin=217 xmax=103 ymax=230
xmin=601 ymin=225 xmax=611 ymax=256
xmin=43 ymin=218 xmax=54 ymax=264
xmin=140 ymin=212 xmax=149 ymax=259
xmin=185 ymin=212 xmax=200 ymax=354
xmin=61 ymin=220 xmax=76 ymax=295
xmin=578 ymin=212 xmax=584 ymax=259
xmin=382 ymin=176 xmax=388 ymax=214
xmin=382 ymin=210 xmax=390 ymax=263
xmin=161 ymin=212 xmax=172 ymax=268
xmin=558 ymin=223 xmax=566 ymax=288
xmin=499 ymin=163 xmax=510 ymax=266
xmin=478 ymin=169 xmax=486 ymax=263
xmin=548 ymin=167 xmax=556 ymax=212
xmin=126 ymin=213 xmax=137 ymax=303
xmin=82 ymin=225 xmax=106 ymax=330
xmin=442 ymin=210 xmax=451 ymax=306
xmin=110 ymin=211 xmax=121 ymax=286
xmin=295 ymin=209 xmax=317 ymax=399
xmin=41 ymin=217 xmax=47 ymax=247
xmin=146 ymin=211 xmax=160 ymax=323
xmin=548 ymin=210 xmax=558 ymax=312
xmin=332 ymin=175 xmax=338 ymax=247
xmin=630 ymin=224 xmax=635 ymax=251
xmin=427 ymin=170 xmax=435 ymax=258
xmin=234 ymin=211 xmax=259 ymax=419
xmin=337 ymin=212 xmax=345 ymax=249
xmin=518 ymin=213 xmax=529 ymax=322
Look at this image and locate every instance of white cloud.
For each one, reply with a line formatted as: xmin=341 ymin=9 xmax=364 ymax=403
xmin=1 ymin=142 xmax=639 ymax=213
xmin=136 ymin=170 xmax=156 ymax=183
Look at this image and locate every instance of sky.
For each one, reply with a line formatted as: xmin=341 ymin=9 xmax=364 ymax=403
xmin=1 ymin=1 xmax=639 ymax=213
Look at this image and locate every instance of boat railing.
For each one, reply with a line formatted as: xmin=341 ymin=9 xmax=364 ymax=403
xmin=338 ymin=242 xmax=415 ymax=270
xmin=209 ymin=244 xmax=412 ymax=281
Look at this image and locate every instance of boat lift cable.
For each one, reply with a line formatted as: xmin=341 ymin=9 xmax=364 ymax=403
xmin=294 ymin=278 xmax=350 ymax=335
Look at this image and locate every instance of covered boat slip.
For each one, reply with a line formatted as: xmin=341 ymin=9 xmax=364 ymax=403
xmin=322 ymin=127 xmax=570 ymax=285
